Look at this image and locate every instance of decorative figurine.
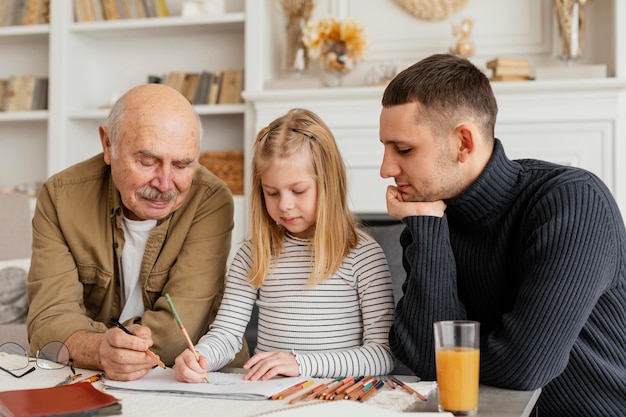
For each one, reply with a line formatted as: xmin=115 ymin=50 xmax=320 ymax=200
xmin=449 ymin=18 xmax=475 ymax=58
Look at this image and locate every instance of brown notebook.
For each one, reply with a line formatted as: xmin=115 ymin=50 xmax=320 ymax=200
xmin=0 ymin=381 xmax=121 ymax=417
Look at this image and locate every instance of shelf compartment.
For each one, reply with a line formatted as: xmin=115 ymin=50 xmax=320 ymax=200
xmin=0 ymin=110 xmax=48 ymax=122
xmin=69 ymin=13 xmax=245 ymax=39
xmin=67 ymin=104 xmax=245 ymax=120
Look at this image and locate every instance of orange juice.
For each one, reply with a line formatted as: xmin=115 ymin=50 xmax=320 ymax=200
xmin=436 ymin=347 xmax=480 ymax=414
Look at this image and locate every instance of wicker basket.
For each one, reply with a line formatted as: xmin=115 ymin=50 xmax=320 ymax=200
xmin=198 ymin=151 xmax=244 ymax=195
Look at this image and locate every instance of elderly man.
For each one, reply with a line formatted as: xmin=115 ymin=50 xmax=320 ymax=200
xmin=27 ymin=84 xmax=248 ymax=381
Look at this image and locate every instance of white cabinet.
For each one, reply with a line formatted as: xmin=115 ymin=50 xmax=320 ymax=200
xmin=244 ymin=0 xmax=626 ymax=221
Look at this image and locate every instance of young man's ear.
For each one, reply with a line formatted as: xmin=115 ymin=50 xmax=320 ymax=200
xmin=453 ymin=124 xmax=475 ymax=163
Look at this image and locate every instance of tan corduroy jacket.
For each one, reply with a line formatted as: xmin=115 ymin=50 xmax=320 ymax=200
xmin=26 ymin=153 xmax=248 ymax=366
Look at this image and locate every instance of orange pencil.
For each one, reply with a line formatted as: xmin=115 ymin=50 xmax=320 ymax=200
xmin=75 ymin=373 xmax=105 ymax=384
xmin=270 ymin=379 xmax=314 ymax=400
xmin=288 ymin=382 xmax=327 ymax=404
xmin=344 ymin=376 xmax=373 ymax=396
xmin=359 ymin=380 xmax=385 ymax=402
xmin=390 ymin=376 xmax=428 ymax=401
xmin=348 ymin=379 xmax=376 ymax=401
xmin=330 ymin=376 xmax=360 ymax=400
xmin=319 ymin=376 xmax=353 ymax=399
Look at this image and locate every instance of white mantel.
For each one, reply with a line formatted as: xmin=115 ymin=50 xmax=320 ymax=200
xmin=244 ymin=78 xmax=626 ymax=219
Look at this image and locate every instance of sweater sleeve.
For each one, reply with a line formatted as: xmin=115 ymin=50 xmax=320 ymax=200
xmin=297 ymin=236 xmax=396 ymax=377
xmin=194 ymin=244 xmax=257 ymax=371
xmin=389 ymin=215 xmax=465 ymax=380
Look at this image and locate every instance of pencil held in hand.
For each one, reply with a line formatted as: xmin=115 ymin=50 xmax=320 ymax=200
xmin=164 ymin=293 xmax=208 ymax=382
xmin=113 ymin=320 xmax=166 ymax=369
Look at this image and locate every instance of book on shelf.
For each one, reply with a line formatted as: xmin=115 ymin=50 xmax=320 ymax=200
xmin=91 ymin=0 xmax=105 ymax=20
xmin=486 ymin=57 xmax=529 ymax=69
xmin=143 ymin=0 xmax=158 ymax=17
xmin=162 ymin=71 xmax=187 ymax=95
xmin=118 ymin=0 xmax=132 ymax=19
xmin=491 ymin=64 xmax=532 ymax=77
xmin=154 ymin=0 xmax=169 ymax=17
xmin=218 ymin=69 xmax=243 ymax=105
xmin=193 ymin=71 xmax=212 ymax=105
xmin=1 ymin=0 xmax=50 ymax=26
xmin=19 ymin=75 xmax=37 ymax=111
xmin=490 ymin=75 xmax=533 ymax=82
xmin=3 ymin=75 xmax=23 ymax=112
xmin=31 ymin=77 xmax=49 ymax=110
xmin=207 ymin=71 xmax=223 ymax=105
xmin=147 ymin=74 xmax=164 ymax=84
xmin=2 ymin=75 xmax=49 ymax=111
xmin=182 ymin=72 xmax=201 ymax=104
xmin=101 ymin=0 xmax=121 ymax=20
xmin=132 ymin=0 xmax=147 ymax=18
xmin=0 ymin=381 xmax=121 ymax=417
xmin=0 ymin=79 xmax=8 ymax=111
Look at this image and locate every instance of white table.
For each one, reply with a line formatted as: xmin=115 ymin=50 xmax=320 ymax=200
xmin=0 ymin=366 xmax=540 ymax=416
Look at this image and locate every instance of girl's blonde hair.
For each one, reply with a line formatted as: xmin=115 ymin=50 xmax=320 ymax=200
xmin=248 ymin=108 xmax=359 ymax=288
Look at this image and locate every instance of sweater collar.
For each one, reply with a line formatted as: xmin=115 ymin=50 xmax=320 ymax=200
xmin=445 ymin=139 xmax=522 ymax=225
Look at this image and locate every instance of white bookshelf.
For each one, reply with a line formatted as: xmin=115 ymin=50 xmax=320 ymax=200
xmin=0 ymin=0 xmax=249 ymax=248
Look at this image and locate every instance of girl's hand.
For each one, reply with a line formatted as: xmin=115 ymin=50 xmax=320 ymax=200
xmin=173 ymin=349 xmax=209 ymax=383
xmin=242 ymin=351 xmax=300 ymax=381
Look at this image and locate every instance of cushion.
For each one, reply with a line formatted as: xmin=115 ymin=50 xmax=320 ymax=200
xmin=0 ymin=258 xmax=30 ymax=325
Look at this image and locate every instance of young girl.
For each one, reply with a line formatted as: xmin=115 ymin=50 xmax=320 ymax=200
xmin=174 ymin=108 xmax=395 ymax=382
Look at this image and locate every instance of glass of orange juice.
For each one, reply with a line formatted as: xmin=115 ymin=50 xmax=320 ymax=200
xmin=433 ymin=321 xmax=480 ymax=415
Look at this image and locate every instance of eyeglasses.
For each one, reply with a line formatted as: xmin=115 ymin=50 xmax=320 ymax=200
xmin=0 ymin=341 xmax=75 ymax=378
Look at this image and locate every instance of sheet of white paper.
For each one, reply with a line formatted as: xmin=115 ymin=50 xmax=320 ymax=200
xmin=105 ymin=367 xmax=310 ymax=400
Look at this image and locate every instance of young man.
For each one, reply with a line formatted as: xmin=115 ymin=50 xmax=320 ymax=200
xmin=27 ymin=84 xmax=248 ymax=381
xmin=381 ymin=53 xmax=626 ymax=416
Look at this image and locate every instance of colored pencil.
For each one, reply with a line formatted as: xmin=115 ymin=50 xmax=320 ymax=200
xmin=319 ymin=376 xmax=352 ymax=399
xmin=390 ymin=376 xmax=427 ymax=401
xmin=360 ymin=380 xmax=385 ymax=402
xmin=164 ymin=293 xmax=208 ymax=382
xmin=270 ymin=379 xmax=314 ymax=400
xmin=288 ymin=382 xmax=327 ymax=404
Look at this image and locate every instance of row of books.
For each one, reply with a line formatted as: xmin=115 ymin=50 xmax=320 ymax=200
xmin=486 ymin=57 xmax=532 ymax=82
xmin=74 ymin=0 xmax=169 ymax=22
xmin=0 ymin=0 xmax=49 ymax=26
xmin=0 ymin=75 xmax=49 ymax=112
xmin=152 ymin=70 xmax=244 ymax=106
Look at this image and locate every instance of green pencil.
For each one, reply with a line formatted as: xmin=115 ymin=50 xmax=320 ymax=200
xmin=165 ymin=293 xmax=207 ymax=382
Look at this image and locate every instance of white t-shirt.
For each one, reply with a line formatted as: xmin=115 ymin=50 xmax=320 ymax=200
xmin=119 ymin=216 xmax=157 ymax=322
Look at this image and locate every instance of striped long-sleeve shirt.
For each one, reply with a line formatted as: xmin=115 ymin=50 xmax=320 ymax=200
xmin=195 ymin=229 xmax=396 ymax=377
xmin=390 ymin=139 xmax=626 ymax=417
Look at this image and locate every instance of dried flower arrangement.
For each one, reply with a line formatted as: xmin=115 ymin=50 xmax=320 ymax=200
xmin=279 ymin=0 xmax=316 ymax=72
xmin=302 ymin=16 xmax=368 ymax=74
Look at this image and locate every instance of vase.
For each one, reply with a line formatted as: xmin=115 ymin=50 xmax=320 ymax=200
xmin=553 ymin=0 xmax=585 ymax=61
xmin=319 ymin=40 xmax=356 ymax=87
xmin=284 ymin=16 xmax=309 ymax=75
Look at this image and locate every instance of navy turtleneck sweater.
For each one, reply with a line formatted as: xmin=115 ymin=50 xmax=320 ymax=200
xmin=390 ymin=139 xmax=626 ymax=416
